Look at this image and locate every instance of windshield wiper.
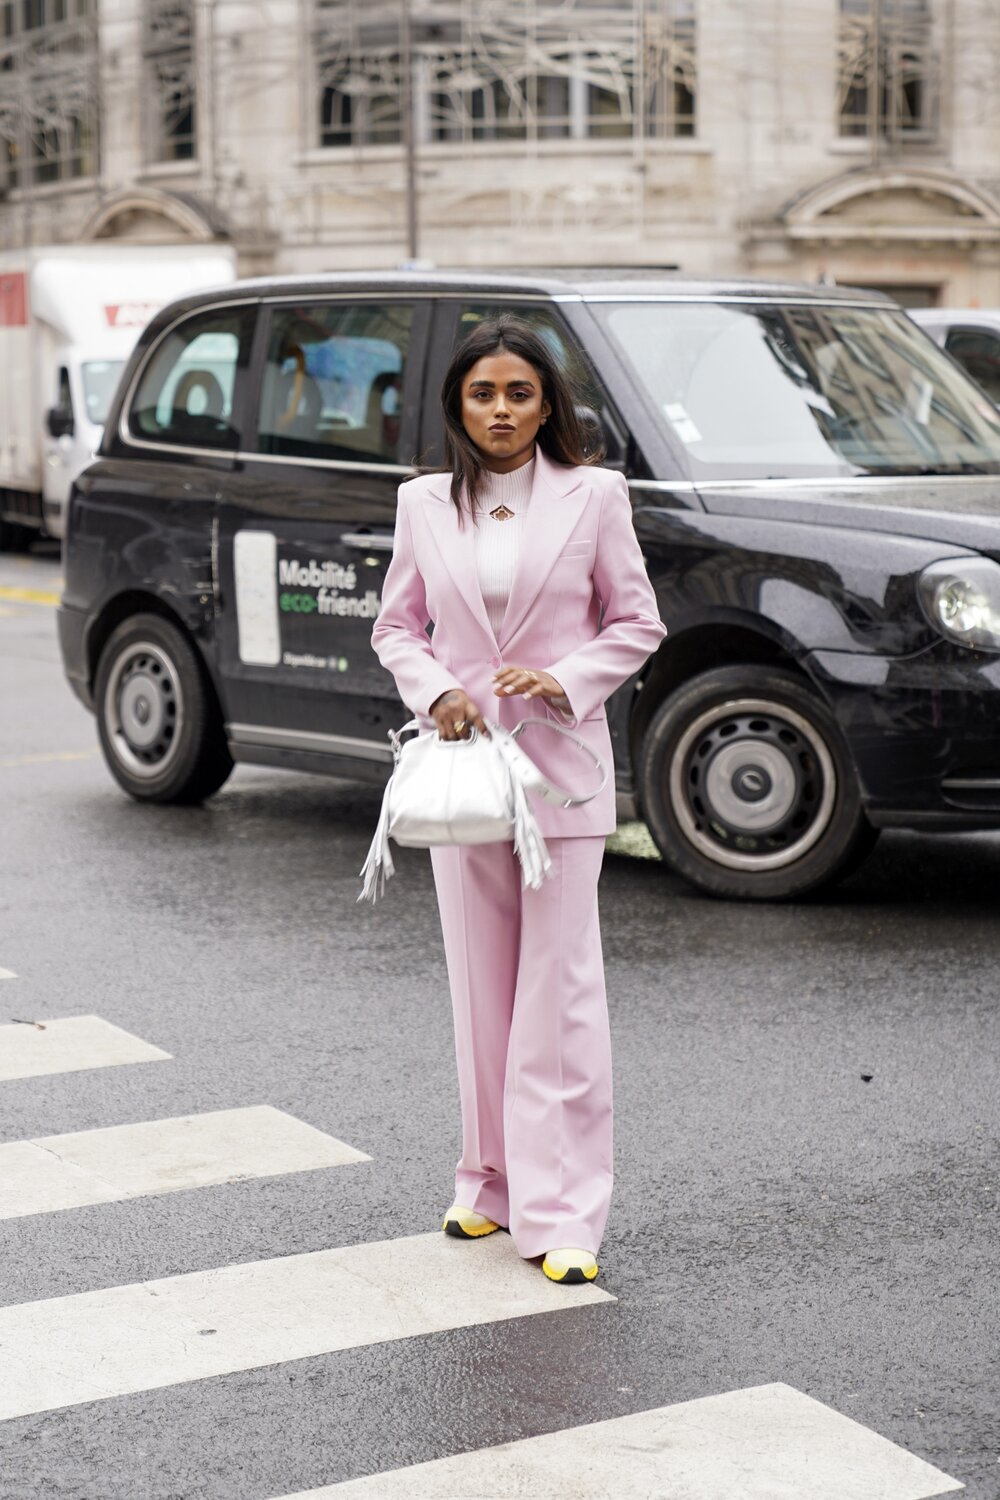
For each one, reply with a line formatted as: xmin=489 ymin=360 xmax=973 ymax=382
xmin=859 ymin=463 xmax=998 ymax=477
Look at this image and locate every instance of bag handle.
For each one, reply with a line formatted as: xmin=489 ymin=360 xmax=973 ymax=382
xmin=508 ymin=716 xmax=608 ymax=808
xmin=387 ymin=719 xmax=422 ymax=760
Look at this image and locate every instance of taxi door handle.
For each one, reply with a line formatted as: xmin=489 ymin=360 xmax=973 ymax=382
xmin=340 ymin=531 xmax=394 ymax=552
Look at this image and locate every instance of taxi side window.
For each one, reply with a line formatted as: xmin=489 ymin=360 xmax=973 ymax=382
xmin=256 ymin=302 xmax=413 ymax=463
xmin=128 ymin=308 xmax=250 ymax=450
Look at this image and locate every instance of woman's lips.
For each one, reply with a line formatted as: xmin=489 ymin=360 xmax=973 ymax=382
xmin=490 ymin=424 xmax=515 ymax=432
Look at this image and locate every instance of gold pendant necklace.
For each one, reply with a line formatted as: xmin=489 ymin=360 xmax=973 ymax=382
xmin=489 ymin=504 xmax=515 ymax=521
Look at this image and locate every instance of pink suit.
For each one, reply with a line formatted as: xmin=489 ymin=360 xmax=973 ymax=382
xmin=372 ymin=450 xmax=666 ymax=1257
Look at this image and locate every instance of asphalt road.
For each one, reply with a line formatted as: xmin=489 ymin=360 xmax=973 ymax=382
xmin=0 ymin=543 xmax=997 ymax=1499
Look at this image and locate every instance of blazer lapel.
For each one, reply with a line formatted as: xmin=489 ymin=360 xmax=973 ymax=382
xmin=498 ymin=449 xmax=586 ymax=648
xmin=420 ymin=473 xmax=498 ymax=647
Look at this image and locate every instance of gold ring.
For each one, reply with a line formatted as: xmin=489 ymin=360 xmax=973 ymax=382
xmin=526 ymin=671 xmax=538 ymax=682
xmin=454 ymin=719 xmax=466 ymax=732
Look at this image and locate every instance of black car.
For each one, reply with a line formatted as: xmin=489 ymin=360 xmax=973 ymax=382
xmin=58 ymin=270 xmax=1000 ymax=900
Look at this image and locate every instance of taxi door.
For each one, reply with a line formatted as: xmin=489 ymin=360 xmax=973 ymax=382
xmin=215 ymin=296 xmax=429 ymax=773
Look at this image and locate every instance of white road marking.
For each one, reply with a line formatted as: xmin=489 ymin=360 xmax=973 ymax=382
xmin=0 ymin=968 xmax=16 ymax=980
xmin=0 ymin=1015 xmax=171 ymax=1082
xmin=0 ymin=1106 xmax=370 ymax=1220
xmin=275 ymin=1382 xmax=963 ymax=1500
xmin=0 ymin=1231 xmax=611 ymax=1421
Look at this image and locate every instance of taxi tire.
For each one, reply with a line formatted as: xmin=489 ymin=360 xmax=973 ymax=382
xmin=95 ymin=612 xmax=234 ymax=804
xmin=637 ymin=665 xmax=878 ymax=901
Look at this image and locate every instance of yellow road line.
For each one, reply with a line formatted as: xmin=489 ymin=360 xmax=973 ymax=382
xmin=0 ymin=750 xmax=96 ymax=770
xmin=0 ymin=585 xmax=62 ymax=607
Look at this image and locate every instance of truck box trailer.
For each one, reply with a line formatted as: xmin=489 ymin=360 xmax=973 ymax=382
xmin=0 ymin=244 xmax=236 ymax=548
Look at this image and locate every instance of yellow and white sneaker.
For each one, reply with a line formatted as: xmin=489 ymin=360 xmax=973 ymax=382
xmin=541 ymin=1247 xmax=599 ymax=1284
xmin=442 ymin=1204 xmax=501 ymax=1239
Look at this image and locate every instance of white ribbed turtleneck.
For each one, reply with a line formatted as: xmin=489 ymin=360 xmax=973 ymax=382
xmin=473 ymin=456 xmax=535 ymax=637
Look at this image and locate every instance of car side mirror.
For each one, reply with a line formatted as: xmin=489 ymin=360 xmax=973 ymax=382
xmin=47 ymin=405 xmax=75 ymax=439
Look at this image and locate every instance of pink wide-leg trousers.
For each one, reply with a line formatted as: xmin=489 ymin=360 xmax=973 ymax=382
xmin=429 ymin=835 xmax=612 ymax=1260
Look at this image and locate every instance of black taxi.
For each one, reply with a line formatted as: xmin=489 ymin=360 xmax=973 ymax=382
xmin=58 ymin=271 xmax=1000 ymax=899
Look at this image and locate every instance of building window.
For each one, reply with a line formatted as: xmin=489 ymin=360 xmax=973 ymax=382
xmin=0 ymin=0 xmax=98 ymax=190
xmin=837 ymin=0 xmax=937 ymax=141
xmin=143 ymin=0 xmax=197 ymax=163
xmin=647 ymin=0 xmax=696 ymax=139
xmin=313 ymin=0 xmax=696 ymax=150
xmin=316 ymin=9 xmax=402 ymax=148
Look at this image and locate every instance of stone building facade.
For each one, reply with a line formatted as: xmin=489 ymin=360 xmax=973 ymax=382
xmin=2 ymin=0 xmax=1000 ymax=305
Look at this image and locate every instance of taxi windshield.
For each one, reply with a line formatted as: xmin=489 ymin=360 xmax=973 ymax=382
xmin=597 ymin=300 xmax=1000 ymax=479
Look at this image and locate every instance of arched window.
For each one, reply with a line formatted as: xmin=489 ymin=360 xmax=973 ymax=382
xmin=314 ymin=0 xmax=697 ymax=150
xmin=838 ymin=0 xmax=937 ymax=141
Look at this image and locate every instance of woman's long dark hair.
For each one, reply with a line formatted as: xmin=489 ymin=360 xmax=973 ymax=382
xmin=440 ymin=314 xmax=602 ymax=518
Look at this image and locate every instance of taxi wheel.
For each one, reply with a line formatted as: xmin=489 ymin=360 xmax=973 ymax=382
xmin=95 ymin=613 xmax=233 ymax=804
xmin=637 ymin=665 xmax=878 ymax=901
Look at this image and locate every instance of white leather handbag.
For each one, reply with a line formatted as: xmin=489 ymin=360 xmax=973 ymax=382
xmin=358 ymin=718 xmax=607 ymax=902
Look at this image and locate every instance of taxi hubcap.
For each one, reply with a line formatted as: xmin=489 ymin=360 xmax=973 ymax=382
xmin=669 ymin=697 xmax=837 ymax=872
xmin=105 ymin=642 xmax=183 ymax=778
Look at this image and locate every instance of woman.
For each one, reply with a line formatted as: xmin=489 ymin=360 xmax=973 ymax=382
xmin=371 ymin=316 xmax=665 ymax=1284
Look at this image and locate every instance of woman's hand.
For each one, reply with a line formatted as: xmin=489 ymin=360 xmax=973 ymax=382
xmin=429 ymin=688 xmax=487 ymax=740
xmin=492 ymin=666 xmax=568 ymax=705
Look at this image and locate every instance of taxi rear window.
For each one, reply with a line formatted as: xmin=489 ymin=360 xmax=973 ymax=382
xmin=128 ymin=307 xmax=253 ymax=450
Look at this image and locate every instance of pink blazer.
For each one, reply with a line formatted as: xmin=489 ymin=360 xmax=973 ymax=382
xmin=371 ymin=448 xmax=667 ymax=838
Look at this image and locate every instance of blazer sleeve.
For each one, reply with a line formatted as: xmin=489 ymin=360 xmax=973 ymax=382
xmin=370 ymin=486 xmax=464 ymax=716
xmin=545 ymin=471 xmax=667 ymax=724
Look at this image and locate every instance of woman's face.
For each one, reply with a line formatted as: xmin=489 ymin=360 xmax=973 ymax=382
xmin=460 ymin=350 xmax=551 ymax=472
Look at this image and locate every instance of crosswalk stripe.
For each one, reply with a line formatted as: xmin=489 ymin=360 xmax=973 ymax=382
xmin=272 ymin=1382 xmax=964 ymax=1500
xmin=0 ymin=968 xmax=16 ymax=980
xmin=0 ymin=1015 xmax=171 ymax=1081
xmin=0 ymin=1106 xmax=370 ymax=1220
xmin=0 ymin=1230 xmax=612 ymax=1421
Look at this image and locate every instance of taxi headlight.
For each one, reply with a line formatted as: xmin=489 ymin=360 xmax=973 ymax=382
xmin=919 ymin=557 xmax=1000 ymax=651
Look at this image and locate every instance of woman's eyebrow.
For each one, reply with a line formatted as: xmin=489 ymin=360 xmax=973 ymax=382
xmin=468 ymin=378 xmax=536 ymax=390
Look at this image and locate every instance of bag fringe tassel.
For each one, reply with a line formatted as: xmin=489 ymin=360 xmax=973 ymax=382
xmin=357 ymin=782 xmax=395 ymax=902
xmin=509 ymin=763 xmax=551 ymax=891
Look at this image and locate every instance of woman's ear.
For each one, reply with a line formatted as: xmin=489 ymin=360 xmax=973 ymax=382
xmin=540 ymin=398 xmax=552 ymax=425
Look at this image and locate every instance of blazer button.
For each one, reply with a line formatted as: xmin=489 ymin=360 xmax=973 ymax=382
xmin=490 ymin=655 xmax=501 ymax=668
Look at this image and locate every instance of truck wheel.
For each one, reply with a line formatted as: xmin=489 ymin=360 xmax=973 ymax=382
xmin=95 ymin=613 xmax=234 ymax=804
xmin=637 ymin=665 xmax=878 ymax=900
xmin=0 ymin=519 xmax=33 ymax=553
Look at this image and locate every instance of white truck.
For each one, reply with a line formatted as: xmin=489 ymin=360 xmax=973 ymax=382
xmin=0 ymin=244 xmax=237 ymax=549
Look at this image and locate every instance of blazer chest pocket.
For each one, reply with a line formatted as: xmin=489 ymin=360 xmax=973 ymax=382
xmin=557 ymin=541 xmax=592 ymax=560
